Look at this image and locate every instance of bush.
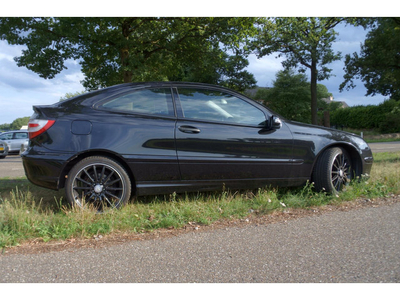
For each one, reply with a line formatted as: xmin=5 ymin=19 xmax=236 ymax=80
xmin=331 ymin=99 xmax=400 ymax=133
xmin=379 ymin=108 xmax=400 ymax=133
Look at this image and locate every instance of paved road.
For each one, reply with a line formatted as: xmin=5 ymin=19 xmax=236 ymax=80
xmin=0 ymin=155 xmax=25 ymax=178
xmin=1 ymin=202 xmax=399 ymax=283
xmin=369 ymin=141 xmax=400 ymax=153
xmin=1 ymin=142 xmax=400 ymax=179
xmin=1 ymin=143 xmax=399 ymax=283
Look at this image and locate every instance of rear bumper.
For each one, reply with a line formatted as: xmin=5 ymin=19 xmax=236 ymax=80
xmin=21 ymin=151 xmax=71 ymax=190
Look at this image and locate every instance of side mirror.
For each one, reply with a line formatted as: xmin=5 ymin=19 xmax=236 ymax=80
xmin=270 ymin=116 xmax=282 ymax=129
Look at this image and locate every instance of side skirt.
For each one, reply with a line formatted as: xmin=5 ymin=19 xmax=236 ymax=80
xmin=135 ymin=177 xmax=309 ymax=196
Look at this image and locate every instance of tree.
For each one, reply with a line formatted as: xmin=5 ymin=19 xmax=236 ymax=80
xmin=0 ymin=17 xmax=257 ymax=91
xmin=340 ymin=17 xmax=400 ymax=100
xmin=256 ymin=69 xmax=310 ymax=123
xmin=170 ymin=49 xmax=256 ymax=92
xmin=253 ymin=17 xmax=347 ymax=125
xmin=0 ymin=123 xmax=10 ymax=131
xmin=255 ymin=69 xmax=333 ymax=124
xmin=8 ymin=117 xmax=30 ymax=130
xmin=59 ymin=91 xmax=86 ymax=102
xmin=218 ymin=53 xmax=257 ymax=92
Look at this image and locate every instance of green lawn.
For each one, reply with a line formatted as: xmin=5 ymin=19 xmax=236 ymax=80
xmin=1 ymin=151 xmax=399 ymax=249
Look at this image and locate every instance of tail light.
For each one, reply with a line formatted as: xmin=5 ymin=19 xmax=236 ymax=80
xmin=28 ymin=119 xmax=56 ymax=139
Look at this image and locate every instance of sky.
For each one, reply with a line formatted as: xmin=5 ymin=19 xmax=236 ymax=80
xmin=0 ymin=3 xmax=391 ymax=125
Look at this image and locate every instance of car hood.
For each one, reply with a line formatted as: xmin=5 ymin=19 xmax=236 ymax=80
xmin=284 ymin=120 xmax=371 ymax=154
xmin=285 ymin=120 xmax=360 ymax=138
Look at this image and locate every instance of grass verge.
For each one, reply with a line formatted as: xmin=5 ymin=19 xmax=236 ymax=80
xmin=1 ymin=151 xmax=399 ymax=249
xmin=340 ymin=128 xmax=400 ymax=143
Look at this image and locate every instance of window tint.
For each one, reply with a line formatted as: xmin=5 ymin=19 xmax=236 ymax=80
xmin=178 ymin=88 xmax=266 ymax=126
xmin=100 ymin=88 xmax=174 ymax=117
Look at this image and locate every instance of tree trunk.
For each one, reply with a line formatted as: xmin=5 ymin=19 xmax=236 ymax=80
xmin=121 ymin=21 xmax=133 ymax=83
xmin=310 ymin=59 xmax=318 ymax=125
xmin=121 ymin=48 xmax=133 ymax=83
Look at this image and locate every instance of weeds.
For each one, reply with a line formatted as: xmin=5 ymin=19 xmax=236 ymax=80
xmin=1 ymin=151 xmax=399 ymax=249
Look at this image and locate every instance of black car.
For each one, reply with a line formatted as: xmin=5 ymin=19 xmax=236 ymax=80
xmin=22 ymin=82 xmax=373 ymax=210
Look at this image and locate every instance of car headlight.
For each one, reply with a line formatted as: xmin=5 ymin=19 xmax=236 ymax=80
xmin=352 ymin=136 xmax=370 ymax=150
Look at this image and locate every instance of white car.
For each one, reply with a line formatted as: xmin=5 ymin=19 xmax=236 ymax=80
xmin=0 ymin=130 xmax=29 ymax=154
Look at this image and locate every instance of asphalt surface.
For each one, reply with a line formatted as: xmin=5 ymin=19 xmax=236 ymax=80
xmin=1 ymin=202 xmax=399 ymax=283
xmin=369 ymin=141 xmax=400 ymax=153
xmin=0 ymin=142 xmax=399 ymax=179
xmin=0 ymin=155 xmax=25 ymax=178
xmin=0 ymin=142 xmax=399 ymax=283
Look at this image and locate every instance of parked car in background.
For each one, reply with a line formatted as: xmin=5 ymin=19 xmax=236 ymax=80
xmin=20 ymin=140 xmax=29 ymax=155
xmin=0 ymin=130 xmax=29 ymax=154
xmin=22 ymin=82 xmax=373 ymax=211
xmin=0 ymin=141 xmax=8 ymax=159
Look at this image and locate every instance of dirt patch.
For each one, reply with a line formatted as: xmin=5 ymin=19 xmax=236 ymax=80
xmin=2 ymin=194 xmax=400 ymax=256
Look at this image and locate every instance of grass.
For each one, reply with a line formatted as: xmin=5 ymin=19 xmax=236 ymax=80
xmin=1 ymin=151 xmax=399 ymax=249
xmin=341 ymin=128 xmax=400 ymax=143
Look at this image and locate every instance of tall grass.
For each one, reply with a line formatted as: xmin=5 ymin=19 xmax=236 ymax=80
xmin=1 ymin=151 xmax=399 ymax=248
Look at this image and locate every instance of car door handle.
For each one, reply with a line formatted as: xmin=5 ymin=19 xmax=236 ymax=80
xmin=178 ymin=125 xmax=201 ymax=134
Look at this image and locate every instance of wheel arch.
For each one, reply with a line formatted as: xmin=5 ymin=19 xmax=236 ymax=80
xmin=58 ymin=150 xmax=136 ymax=192
xmin=311 ymin=142 xmax=363 ymax=178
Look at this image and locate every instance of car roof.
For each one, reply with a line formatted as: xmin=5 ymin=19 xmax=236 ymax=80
xmin=0 ymin=130 xmax=28 ymax=134
xmin=55 ymin=81 xmax=248 ymax=108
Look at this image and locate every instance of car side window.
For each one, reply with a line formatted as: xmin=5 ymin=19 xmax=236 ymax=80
xmin=14 ymin=132 xmax=28 ymax=139
xmin=177 ymin=88 xmax=266 ymax=126
xmin=100 ymin=88 xmax=174 ymax=117
xmin=0 ymin=133 xmax=13 ymax=140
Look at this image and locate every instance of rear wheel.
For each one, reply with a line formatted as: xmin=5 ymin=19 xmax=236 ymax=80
xmin=313 ymin=147 xmax=352 ymax=194
xmin=65 ymin=156 xmax=131 ymax=210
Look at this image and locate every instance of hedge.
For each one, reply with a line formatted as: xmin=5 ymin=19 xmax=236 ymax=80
xmin=331 ymin=99 xmax=400 ymax=133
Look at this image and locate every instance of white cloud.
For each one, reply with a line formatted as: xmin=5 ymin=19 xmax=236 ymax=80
xmin=246 ymin=53 xmax=284 ymax=87
xmin=0 ymin=43 xmax=85 ymax=123
xmin=0 ymin=52 xmax=15 ymax=62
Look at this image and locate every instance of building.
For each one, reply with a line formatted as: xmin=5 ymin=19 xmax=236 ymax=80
xmin=321 ymin=96 xmax=349 ymax=108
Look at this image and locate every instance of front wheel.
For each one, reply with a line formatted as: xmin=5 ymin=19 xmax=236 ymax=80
xmin=313 ymin=147 xmax=352 ymax=194
xmin=65 ymin=156 xmax=132 ymax=210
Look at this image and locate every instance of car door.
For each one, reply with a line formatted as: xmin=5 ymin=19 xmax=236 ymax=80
xmin=12 ymin=131 xmax=28 ymax=152
xmin=174 ymin=86 xmax=294 ymax=184
xmin=94 ymin=86 xmax=180 ymax=188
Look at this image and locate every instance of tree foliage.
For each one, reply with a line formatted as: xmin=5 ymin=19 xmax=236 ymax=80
xmin=331 ymin=99 xmax=400 ymax=133
xmin=340 ymin=17 xmax=400 ymax=100
xmin=10 ymin=117 xmax=30 ymax=130
xmin=0 ymin=17 xmax=257 ymax=92
xmin=253 ymin=17 xmax=349 ymax=124
xmin=255 ymin=69 xmax=333 ymax=124
xmin=59 ymin=91 xmax=86 ymax=102
xmin=0 ymin=117 xmax=30 ymax=130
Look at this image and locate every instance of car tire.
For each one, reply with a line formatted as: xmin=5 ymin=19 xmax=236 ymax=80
xmin=65 ymin=156 xmax=132 ymax=210
xmin=312 ymin=147 xmax=352 ymax=194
